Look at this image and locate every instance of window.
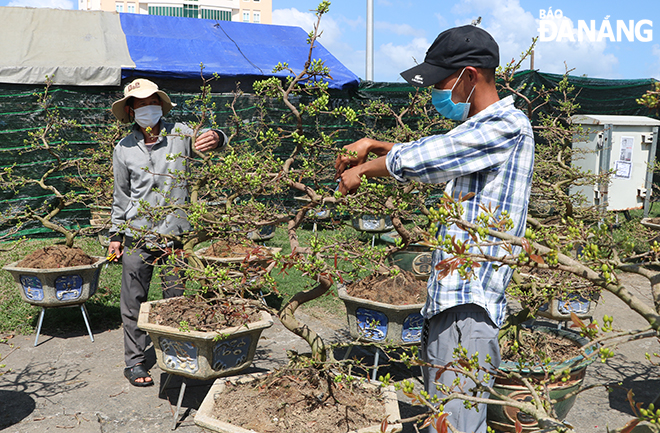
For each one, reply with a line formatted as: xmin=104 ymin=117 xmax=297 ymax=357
xmin=183 ymin=3 xmax=198 ymax=18
xmin=201 ymin=9 xmax=231 ymax=20
xmin=127 ymin=2 xmax=135 ymax=13
xmin=115 ymin=2 xmax=123 ymax=12
xmin=149 ymin=6 xmax=184 ymax=16
xmin=242 ymin=10 xmax=250 ymax=22
xmin=253 ymin=11 xmax=260 ymax=23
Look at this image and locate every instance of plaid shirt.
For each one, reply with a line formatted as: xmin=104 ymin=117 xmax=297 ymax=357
xmin=386 ymin=96 xmax=535 ymax=327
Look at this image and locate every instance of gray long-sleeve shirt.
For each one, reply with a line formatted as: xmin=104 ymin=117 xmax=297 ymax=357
xmin=110 ymin=121 xmax=225 ymax=240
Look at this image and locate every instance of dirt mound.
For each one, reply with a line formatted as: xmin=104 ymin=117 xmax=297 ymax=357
xmin=345 ymin=270 xmax=426 ymax=305
xmin=16 ymin=245 xmax=95 ymax=269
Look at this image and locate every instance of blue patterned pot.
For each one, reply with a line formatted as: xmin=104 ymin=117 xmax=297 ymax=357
xmin=3 ymin=256 xmax=105 ymax=307
xmin=137 ymin=298 xmax=273 ymax=380
xmin=337 ymin=285 xmax=424 ymax=346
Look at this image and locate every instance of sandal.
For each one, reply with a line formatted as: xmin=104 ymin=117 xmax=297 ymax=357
xmin=124 ymin=363 xmax=154 ymax=387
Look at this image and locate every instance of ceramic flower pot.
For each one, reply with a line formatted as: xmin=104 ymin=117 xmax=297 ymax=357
xmin=246 ymin=224 xmax=276 ymax=241
xmin=3 ymin=256 xmax=106 ymax=307
xmin=337 ymin=286 xmax=424 ymax=346
xmin=351 ymin=215 xmax=394 ymax=233
xmin=381 ymin=231 xmax=434 ymax=280
xmin=196 ymin=245 xmax=281 ymax=269
xmin=194 ymin=373 xmax=403 ymax=433
xmin=537 ymin=291 xmax=598 ymax=321
xmin=487 ymin=326 xmax=596 ymax=432
xmin=137 ymin=298 xmax=273 ymax=381
xmin=294 ymin=195 xmax=333 ymax=220
xmin=641 ymin=217 xmax=660 ymax=231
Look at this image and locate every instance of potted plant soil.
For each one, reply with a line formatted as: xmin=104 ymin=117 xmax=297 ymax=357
xmin=195 ymin=369 xmax=402 ymax=433
xmin=196 ymin=239 xmax=281 ymax=269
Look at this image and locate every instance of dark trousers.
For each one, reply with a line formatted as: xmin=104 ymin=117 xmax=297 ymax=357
xmin=420 ymin=304 xmax=501 ymax=433
xmin=120 ymin=238 xmax=184 ymax=367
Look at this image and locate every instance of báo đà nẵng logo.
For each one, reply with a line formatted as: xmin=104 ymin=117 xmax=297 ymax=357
xmin=538 ymin=8 xmax=652 ymax=43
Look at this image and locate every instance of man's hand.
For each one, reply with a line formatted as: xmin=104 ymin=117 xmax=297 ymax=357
xmin=334 ymin=138 xmax=394 ymax=180
xmin=108 ymin=241 xmax=123 ymax=261
xmin=334 ymin=138 xmax=373 ymax=179
xmin=337 ymin=155 xmax=392 ymax=195
xmin=194 ymin=130 xmax=222 ymax=152
xmin=337 ymin=166 xmax=362 ymax=195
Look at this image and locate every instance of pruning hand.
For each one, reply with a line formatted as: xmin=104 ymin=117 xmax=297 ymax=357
xmin=108 ymin=241 xmax=123 ymax=262
xmin=334 ymin=138 xmax=372 ymax=178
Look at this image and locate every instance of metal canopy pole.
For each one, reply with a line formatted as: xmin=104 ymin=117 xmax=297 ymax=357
xmin=366 ymin=0 xmax=374 ymax=81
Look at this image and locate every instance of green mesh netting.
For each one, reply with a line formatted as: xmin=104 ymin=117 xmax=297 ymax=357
xmin=0 ymin=71 xmax=657 ymax=240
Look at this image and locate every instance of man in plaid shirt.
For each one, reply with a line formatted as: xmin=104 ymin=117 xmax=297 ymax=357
xmin=335 ymin=25 xmax=534 ymax=433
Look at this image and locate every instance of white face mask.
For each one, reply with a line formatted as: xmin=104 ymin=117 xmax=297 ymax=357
xmin=133 ymin=105 xmax=162 ymax=129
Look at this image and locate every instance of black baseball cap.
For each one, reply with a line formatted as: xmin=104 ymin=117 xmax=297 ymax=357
xmin=400 ymin=25 xmax=499 ymax=87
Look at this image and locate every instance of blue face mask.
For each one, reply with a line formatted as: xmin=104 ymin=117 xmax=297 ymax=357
xmin=431 ymin=68 xmax=475 ymax=121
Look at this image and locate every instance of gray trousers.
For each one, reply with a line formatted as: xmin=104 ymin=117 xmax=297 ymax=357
xmin=120 ymin=238 xmax=184 ymax=367
xmin=421 ymin=304 xmax=501 ymax=433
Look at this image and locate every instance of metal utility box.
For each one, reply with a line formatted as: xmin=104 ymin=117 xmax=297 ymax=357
xmin=570 ymin=115 xmax=660 ymax=212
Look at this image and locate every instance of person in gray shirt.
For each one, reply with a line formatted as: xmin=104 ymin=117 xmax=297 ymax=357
xmin=107 ymin=78 xmax=226 ymax=387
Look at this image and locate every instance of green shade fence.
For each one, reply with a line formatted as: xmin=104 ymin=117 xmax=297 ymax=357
xmin=0 ymin=71 xmax=656 ymax=240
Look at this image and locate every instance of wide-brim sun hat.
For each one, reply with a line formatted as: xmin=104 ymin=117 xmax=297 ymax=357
xmin=400 ymin=25 xmax=500 ymax=88
xmin=111 ymin=78 xmax=174 ymax=123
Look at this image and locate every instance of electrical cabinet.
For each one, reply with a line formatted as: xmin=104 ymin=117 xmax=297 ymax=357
xmin=570 ymin=115 xmax=660 ymax=212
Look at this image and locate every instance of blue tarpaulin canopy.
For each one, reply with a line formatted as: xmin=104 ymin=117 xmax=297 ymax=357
xmin=119 ymin=14 xmax=359 ymax=89
xmin=0 ymin=7 xmax=359 ymax=90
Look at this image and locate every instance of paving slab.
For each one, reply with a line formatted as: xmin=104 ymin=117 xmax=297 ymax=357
xmin=0 ymin=273 xmax=658 ymax=432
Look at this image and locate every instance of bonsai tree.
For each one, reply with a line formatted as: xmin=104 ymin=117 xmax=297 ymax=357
xmin=0 ymin=78 xmax=100 ymax=255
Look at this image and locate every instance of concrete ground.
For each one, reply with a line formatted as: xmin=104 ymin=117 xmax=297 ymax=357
xmin=0 ymin=273 xmax=658 ymax=432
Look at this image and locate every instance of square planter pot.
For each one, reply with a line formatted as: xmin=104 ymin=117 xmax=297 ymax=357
xmin=294 ymin=195 xmax=333 ymax=219
xmin=194 ymin=373 xmax=403 ymax=433
xmin=337 ymin=286 xmax=424 ymax=346
xmin=246 ymin=224 xmax=276 ymax=241
xmin=3 ymin=256 xmax=106 ymax=307
xmin=537 ymin=292 xmax=598 ymax=321
xmin=137 ymin=298 xmax=273 ymax=380
xmin=196 ymin=246 xmax=281 ymax=268
xmin=351 ymin=215 xmax=394 ymax=233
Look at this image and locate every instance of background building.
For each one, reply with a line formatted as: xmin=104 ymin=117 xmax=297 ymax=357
xmin=78 ymin=0 xmax=271 ymax=24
